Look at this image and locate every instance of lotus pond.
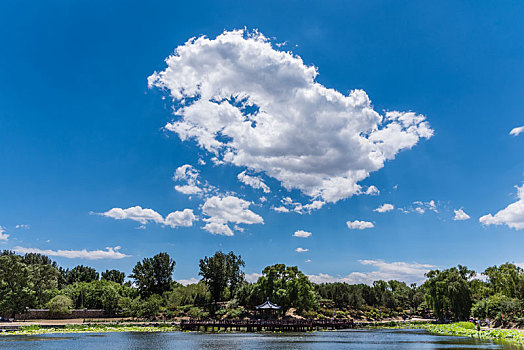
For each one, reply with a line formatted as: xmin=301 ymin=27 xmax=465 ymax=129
xmin=1 ymin=326 xmax=523 ymax=349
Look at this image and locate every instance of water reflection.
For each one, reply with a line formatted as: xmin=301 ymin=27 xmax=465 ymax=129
xmin=0 ymin=329 xmax=521 ymax=350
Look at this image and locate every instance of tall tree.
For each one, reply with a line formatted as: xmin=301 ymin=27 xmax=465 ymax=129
xmin=67 ymin=265 xmax=99 ymax=284
xmin=0 ymin=254 xmax=36 ymax=317
xmin=252 ymin=264 xmax=317 ymax=313
xmin=483 ymin=263 xmax=524 ymax=299
xmin=101 ymin=269 xmax=126 ymax=284
xmin=424 ymin=267 xmax=472 ymax=321
xmin=130 ymin=252 xmax=175 ymax=297
xmin=199 ymin=251 xmax=245 ymax=304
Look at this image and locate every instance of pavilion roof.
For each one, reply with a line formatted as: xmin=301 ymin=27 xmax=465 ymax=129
xmin=256 ymin=298 xmax=281 ymax=310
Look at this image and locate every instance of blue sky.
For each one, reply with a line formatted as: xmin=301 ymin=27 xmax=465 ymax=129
xmin=1 ymin=0 xmax=523 ymax=285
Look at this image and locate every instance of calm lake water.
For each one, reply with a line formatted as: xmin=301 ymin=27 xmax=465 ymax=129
xmin=0 ymin=329 xmax=522 ymax=349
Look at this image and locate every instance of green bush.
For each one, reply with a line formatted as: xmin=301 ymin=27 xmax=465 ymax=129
xmin=46 ymin=295 xmax=73 ymax=315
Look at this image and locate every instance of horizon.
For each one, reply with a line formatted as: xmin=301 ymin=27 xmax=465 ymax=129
xmin=1 ymin=1 xmax=523 ymax=288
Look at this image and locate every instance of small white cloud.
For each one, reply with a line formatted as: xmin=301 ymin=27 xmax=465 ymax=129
xmin=305 ymin=259 xmax=312 ymax=263
xmin=374 ymin=203 xmax=394 ymax=213
xmin=415 ymin=207 xmax=425 ymax=214
xmin=480 ymin=184 xmax=524 ymax=230
xmin=453 ymin=208 xmax=471 ymax=221
xmin=13 ymin=246 xmax=130 ymax=260
xmin=164 ymin=209 xmax=196 ymax=228
xmin=293 ymin=230 xmax=312 ymax=238
xmin=15 ymin=224 xmax=30 ymax=229
xmin=296 ymin=247 xmax=309 ymax=253
xmin=177 ymin=277 xmax=200 ymax=286
xmin=237 ymin=171 xmax=270 ymax=193
xmin=173 ymin=164 xmax=204 ymax=195
xmin=0 ymin=226 xmax=9 ymax=241
xmin=509 ymin=126 xmax=524 ymax=136
xmin=346 ymin=220 xmax=374 ymax=230
xmin=201 ymin=195 xmax=263 ymax=236
xmin=98 ymin=206 xmax=164 ymax=225
xmin=173 ymin=164 xmax=200 ymax=183
xmin=364 ymin=186 xmax=380 ymax=196
xmin=307 ymin=259 xmax=436 ymax=285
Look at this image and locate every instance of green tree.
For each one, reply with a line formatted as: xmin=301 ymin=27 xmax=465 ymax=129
xmin=471 ymin=293 xmax=522 ymax=320
xmin=67 ymin=265 xmax=99 ymax=284
xmin=483 ymin=263 xmax=524 ymax=298
xmin=165 ymin=282 xmax=211 ymax=308
xmin=0 ymin=254 xmax=36 ymax=317
xmin=24 ymin=254 xmax=60 ymax=307
xmin=101 ymin=269 xmax=126 ymax=284
xmin=46 ymin=295 xmax=73 ymax=315
xmin=130 ymin=252 xmax=175 ymax=297
xmin=252 ymin=264 xmax=317 ymax=313
xmin=424 ymin=267 xmax=472 ymax=321
xmin=199 ymin=251 xmax=245 ymax=304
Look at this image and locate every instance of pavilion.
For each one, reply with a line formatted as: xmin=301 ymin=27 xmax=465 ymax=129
xmin=256 ymin=298 xmax=281 ymax=319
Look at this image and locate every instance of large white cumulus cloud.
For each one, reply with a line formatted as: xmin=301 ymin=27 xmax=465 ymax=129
xmin=149 ymin=30 xmax=433 ymax=203
xmin=480 ymin=184 xmax=524 ymax=230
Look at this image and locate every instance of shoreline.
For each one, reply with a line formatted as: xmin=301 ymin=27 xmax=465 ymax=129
xmin=2 ymin=320 xmax=524 ymax=347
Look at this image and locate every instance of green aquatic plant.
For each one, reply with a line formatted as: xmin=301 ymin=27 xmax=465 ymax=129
xmin=425 ymin=323 xmax=524 ymax=345
xmin=1 ymin=324 xmax=179 ymax=336
xmin=455 ymin=321 xmax=475 ymax=329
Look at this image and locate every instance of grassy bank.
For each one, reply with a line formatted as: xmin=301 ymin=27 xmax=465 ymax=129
xmin=0 ymin=324 xmax=179 ymax=336
xmin=424 ymin=323 xmax=524 ymax=345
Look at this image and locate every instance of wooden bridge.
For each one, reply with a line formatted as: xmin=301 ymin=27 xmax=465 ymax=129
xmin=180 ymin=319 xmax=355 ymax=332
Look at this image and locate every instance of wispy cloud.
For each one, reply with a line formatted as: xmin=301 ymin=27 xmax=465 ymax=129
xmin=13 ymin=246 xmax=130 ymax=260
xmin=245 ymin=272 xmax=262 ymax=283
xmin=237 ymin=171 xmax=270 ymax=193
xmin=95 ymin=206 xmax=196 ymax=228
xmin=307 ymin=259 xmax=436 ymax=285
xmin=0 ymin=226 xmax=8 ymax=241
xmin=177 ymin=277 xmax=200 ymax=286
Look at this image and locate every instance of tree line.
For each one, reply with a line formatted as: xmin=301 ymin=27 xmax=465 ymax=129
xmin=1 ymin=249 xmax=523 ymax=326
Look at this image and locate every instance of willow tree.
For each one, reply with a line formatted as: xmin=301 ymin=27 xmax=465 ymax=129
xmin=424 ymin=266 xmax=471 ymax=321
